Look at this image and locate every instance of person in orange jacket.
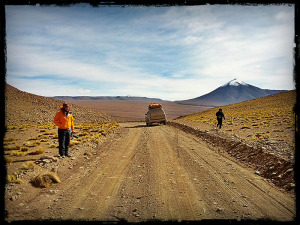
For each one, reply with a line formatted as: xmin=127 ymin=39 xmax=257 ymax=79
xmin=54 ymin=103 xmax=74 ymax=158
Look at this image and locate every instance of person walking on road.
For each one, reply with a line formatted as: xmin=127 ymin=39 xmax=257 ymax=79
xmin=54 ymin=103 xmax=74 ymax=158
xmin=216 ymin=108 xmax=225 ymax=129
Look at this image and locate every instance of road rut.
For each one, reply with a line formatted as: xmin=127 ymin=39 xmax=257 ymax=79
xmin=5 ymin=122 xmax=295 ymax=222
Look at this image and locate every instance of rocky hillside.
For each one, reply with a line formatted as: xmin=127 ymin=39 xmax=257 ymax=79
xmin=5 ymin=83 xmax=113 ymax=126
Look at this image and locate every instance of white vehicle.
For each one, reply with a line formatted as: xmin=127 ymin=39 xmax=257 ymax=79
xmin=145 ymin=103 xmax=167 ymax=126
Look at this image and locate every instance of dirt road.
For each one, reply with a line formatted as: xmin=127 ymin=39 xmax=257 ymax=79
xmin=5 ymin=122 xmax=295 ymax=222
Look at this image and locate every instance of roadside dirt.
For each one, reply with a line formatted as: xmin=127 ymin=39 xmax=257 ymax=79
xmin=5 ymin=122 xmax=295 ymax=222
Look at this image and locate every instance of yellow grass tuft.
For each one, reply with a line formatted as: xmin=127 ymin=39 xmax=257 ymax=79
xmin=4 ymin=145 xmax=21 ymax=151
xmin=31 ymin=172 xmax=61 ymax=188
xmin=84 ymin=152 xmax=93 ymax=157
xmin=4 ymin=137 xmax=17 ymax=142
xmin=7 ymin=175 xmax=23 ymax=184
xmin=241 ymin=126 xmax=251 ymax=130
xmin=6 ymin=126 xmax=18 ymax=130
xmin=11 ymin=151 xmax=27 ymax=157
xmin=28 ymin=148 xmax=45 ymax=155
xmin=21 ymin=161 xmax=36 ymax=171
xmin=25 ymin=141 xmax=41 ymax=147
xmin=5 ymin=156 xmax=13 ymax=163
xmin=20 ymin=146 xmax=29 ymax=152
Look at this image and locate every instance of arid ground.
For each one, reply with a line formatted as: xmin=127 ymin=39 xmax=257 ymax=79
xmin=4 ymin=85 xmax=296 ymax=222
xmin=66 ymin=99 xmax=211 ymax=122
xmin=4 ymin=122 xmax=295 ymax=222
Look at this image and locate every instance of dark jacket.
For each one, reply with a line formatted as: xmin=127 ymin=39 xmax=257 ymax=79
xmin=216 ymin=111 xmax=225 ymax=120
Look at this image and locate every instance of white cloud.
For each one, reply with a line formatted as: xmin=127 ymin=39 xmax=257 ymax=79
xmin=5 ymin=4 xmax=295 ymax=101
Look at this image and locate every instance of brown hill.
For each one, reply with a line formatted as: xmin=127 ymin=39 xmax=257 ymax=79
xmin=175 ymin=90 xmax=296 ymax=151
xmin=5 ymin=83 xmax=113 ymax=126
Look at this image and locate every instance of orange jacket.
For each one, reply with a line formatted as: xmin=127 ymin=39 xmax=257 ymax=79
xmin=54 ymin=106 xmax=74 ymax=132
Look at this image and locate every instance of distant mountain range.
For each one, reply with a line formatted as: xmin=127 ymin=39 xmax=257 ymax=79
xmin=175 ymin=78 xmax=287 ymax=107
xmin=53 ymin=96 xmax=166 ymax=102
xmin=53 ymin=78 xmax=288 ymax=107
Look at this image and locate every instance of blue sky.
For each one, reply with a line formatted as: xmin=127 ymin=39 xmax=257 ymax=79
xmin=5 ymin=4 xmax=295 ymax=101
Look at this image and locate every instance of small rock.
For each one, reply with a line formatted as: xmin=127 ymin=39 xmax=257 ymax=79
xmin=216 ymin=207 xmax=223 ymax=213
xmin=255 ymin=171 xmax=260 ymax=175
xmin=285 ymin=183 xmax=295 ymax=190
xmin=10 ymin=196 xmax=17 ymax=201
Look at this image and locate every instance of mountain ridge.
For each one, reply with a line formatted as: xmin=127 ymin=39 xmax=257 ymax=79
xmin=175 ymin=78 xmax=287 ymax=107
xmin=53 ymin=96 xmax=167 ymax=102
xmin=53 ymin=79 xmax=288 ymax=107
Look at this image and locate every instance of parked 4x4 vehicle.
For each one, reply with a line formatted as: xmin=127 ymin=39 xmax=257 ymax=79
xmin=145 ymin=103 xmax=167 ymax=126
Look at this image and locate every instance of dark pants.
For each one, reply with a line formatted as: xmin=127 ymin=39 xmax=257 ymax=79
xmin=58 ymin=129 xmax=71 ymax=156
xmin=217 ymin=118 xmax=223 ymax=129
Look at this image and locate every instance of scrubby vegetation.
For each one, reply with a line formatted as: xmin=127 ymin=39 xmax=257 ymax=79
xmin=176 ymin=91 xmax=296 ymax=149
xmin=4 ymin=121 xmax=120 ymax=189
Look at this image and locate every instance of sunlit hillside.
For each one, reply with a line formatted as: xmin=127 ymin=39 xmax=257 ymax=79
xmin=175 ymin=90 xmax=296 ymax=150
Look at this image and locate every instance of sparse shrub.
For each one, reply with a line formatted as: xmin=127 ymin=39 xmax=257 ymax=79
xmin=3 ymin=141 xmax=14 ymax=146
xmin=28 ymin=148 xmax=45 ymax=155
xmin=7 ymin=175 xmax=23 ymax=184
xmin=28 ymin=137 xmax=38 ymax=140
xmin=276 ymin=138 xmax=285 ymax=142
xmin=30 ymin=172 xmax=61 ymax=188
xmin=25 ymin=141 xmax=41 ymax=147
xmin=241 ymin=126 xmax=251 ymax=129
xmin=40 ymin=129 xmax=46 ymax=132
xmin=4 ymin=145 xmax=21 ymax=151
xmin=96 ymin=139 xmax=101 ymax=144
xmin=82 ymin=126 xmax=90 ymax=131
xmin=253 ymin=136 xmax=263 ymax=140
xmin=6 ymin=126 xmax=18 ymax=130
xmin=50 ymin=144 xmax=57 ymax=148
xmin=11 ymin=151 xmax=26 ymax=157
xmin=227 ymin=120 xmax=234 ymax=125
xmin=245 ymin=118 xmax=252 ymax=122
xmin=20 ymin=146 xmax=29 ymax=152
xmin=5 ymin=156 xmax=13 ymax=163
xmin=84 ymin=152 xmax=93 ymax=157
xmin=21 ymin=161 xmax=36 ymax=171
xmin=272 ymin=129 xmax=284 ymax=133
xmin=79 ymin=132 xmax=89 ymax=136
xmin=4 ymin=137 xmax=17 ymax=142
xmin=69 ymin=141 xmax=76 ymax=147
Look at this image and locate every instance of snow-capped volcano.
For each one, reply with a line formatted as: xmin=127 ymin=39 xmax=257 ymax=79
xmin=222 ymin=78 xmax=248 ymax=87
xmin=176 ymin=79 xmax=286 ymax=107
